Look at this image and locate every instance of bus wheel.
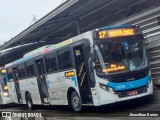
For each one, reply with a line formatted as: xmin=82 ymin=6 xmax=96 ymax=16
xmin=70 ymin=91 xmax=82 ymax=112
xmin=26 ymin=94 xmax=34 ymax=110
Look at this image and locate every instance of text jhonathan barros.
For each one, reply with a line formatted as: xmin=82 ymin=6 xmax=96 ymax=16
xmin=129 ymin=113 xmax=158 ymax=117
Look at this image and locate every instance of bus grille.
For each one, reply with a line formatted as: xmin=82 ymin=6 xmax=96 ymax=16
xmin=116 ymin=85 xmax=148 ymax=98
xmin=109 ymin=69 xmax=148 ymax=83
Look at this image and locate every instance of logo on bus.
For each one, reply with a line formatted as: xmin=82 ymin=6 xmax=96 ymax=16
xmin=130 ymin=84 xmax=134 ymax=88
xmin=116 ymin=85 xmax=125 ymax=89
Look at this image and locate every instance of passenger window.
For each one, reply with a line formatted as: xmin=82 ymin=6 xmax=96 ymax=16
xmin=58 ymin=49 xmax=72 ymax=70
xmin=18 ymin=63 xmax=26 ymax=79
xmin=26 ymin=61 xmax=35 ymax=77
xmin=6 ymin=68 xmax=13 ymax=81
xmin=45 ymin=53 xmax=58 ymax=73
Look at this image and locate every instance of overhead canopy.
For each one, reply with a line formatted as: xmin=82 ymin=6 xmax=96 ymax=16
xmin=1 ymin=0 xmax=160 ymax=66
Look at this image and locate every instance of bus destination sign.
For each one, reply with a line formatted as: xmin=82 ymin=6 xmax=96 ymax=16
xmin=98 ymin=28 xmax=135 ymax=39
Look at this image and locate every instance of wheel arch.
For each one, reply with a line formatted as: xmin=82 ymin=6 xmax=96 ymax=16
xmin=25 ymin=91 xmax=31 ymax=101
xmin=25 ymin=91 xmax=30 ymax=96
xmin=67 ymin=87 xmax=77 ymax=105
xmin=25 ymin=91 xmax=34 ymax=110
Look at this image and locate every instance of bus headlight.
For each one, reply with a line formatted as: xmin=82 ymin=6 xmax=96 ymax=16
xmin=147 ymin=78 xmax=152 ymax=87
xmin=99 ymin=83 xmax=115 ymax=93
xmin=3 ymin=92 xmax=8 ymax=97
xmin=108 ymin=87 xmax=114 ymax=92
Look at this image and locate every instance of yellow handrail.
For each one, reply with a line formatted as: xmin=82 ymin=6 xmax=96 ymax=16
xmin=78 ymin=62 xmax=84 ymax=76
xmin=80 ymin=72 xmax=86 ymax=86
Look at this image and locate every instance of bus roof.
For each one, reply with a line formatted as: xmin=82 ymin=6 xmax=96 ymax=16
xmin=99 ymin=24 xmax=136 ymax=30
xmin=23 ymin=45 xmax=52 ymax=57
xmin=5 ymin=31 xmax=92 ymax=68
xmin=5 ymin=39 xmax=72 ymax=67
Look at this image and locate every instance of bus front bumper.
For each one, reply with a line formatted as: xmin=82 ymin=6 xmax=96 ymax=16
xmin=99 ymin=80 xmax=153 ymax=106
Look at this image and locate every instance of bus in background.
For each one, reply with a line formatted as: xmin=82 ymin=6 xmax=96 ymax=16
xmin=5 ymin=25 xmax=153 ymax=111
xmin=0 ymin=67 xmax=11 ymax=105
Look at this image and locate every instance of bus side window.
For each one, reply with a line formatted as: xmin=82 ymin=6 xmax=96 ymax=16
xmin=26 ymin=61 xmax=35 ymax=77
xmin=75 ymin=49 xmax=83 ymax=64
xmin=6 ymin=68 xmax=13 ymax=81
xmin=18 ymin=63 xmax=26 ymax=79
xmin=58 ymin=49 xmax=72 ymax=70
xmin=45 ymin=53 xmax=58 ymax=73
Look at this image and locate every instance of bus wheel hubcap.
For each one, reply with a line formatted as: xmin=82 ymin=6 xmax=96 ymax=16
xmin=72 ymin=96 xmax=80 ymax=108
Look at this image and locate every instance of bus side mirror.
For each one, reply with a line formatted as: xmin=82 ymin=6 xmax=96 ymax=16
xmin=91 ymin=53 xmax=100 ymax=69
xmin=93 ymin=63 xmax=100 ymax=69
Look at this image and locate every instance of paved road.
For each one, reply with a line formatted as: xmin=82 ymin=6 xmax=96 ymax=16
xmin=0 ymin=90 xmax=160 ymax=119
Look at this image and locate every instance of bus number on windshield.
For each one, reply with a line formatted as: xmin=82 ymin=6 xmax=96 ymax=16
xmin=99 ymin=31 xmax=106 ymax=39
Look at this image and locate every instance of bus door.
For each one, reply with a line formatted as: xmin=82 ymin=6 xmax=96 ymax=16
xmin=35 ymin=58 xmax=49 ymax=104
xmin=73 ymin=44 xmax=92 ymax=104
xmin=12 ymin=67 xmax=22 ymax=103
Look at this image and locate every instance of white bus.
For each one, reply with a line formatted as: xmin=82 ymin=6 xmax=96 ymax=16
xmin=5 ymin=25 xmax=153 ymax=111
xmin=0 ymin=67 xmax=11 ymax=105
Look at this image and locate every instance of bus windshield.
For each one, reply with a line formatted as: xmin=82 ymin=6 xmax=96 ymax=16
xmin=94 ymin=35 xmax=146 ymax=75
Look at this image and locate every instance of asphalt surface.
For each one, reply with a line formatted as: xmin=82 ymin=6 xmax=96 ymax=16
xmin=0 ymin=90 xmax=160 ymax=119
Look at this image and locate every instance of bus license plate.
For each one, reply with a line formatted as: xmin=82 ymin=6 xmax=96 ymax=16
xmin=128 ymin=90 xmax=138 ymax=96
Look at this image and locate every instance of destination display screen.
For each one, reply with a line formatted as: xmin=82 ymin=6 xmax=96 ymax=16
xmin=102 ymin=64 xmax=126 ymax=73
xmin=98 ymin=28 xmax=136 ymax=39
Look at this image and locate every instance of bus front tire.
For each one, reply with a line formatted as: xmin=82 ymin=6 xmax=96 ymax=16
xmin=26 ymin=94 xmax=34 ymax=110
xmin=70 ymin=91 xmax=82 ymax=112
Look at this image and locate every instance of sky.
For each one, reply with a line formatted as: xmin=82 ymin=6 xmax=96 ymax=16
xmin=0 ymin=0 xmax=65 ymax=45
